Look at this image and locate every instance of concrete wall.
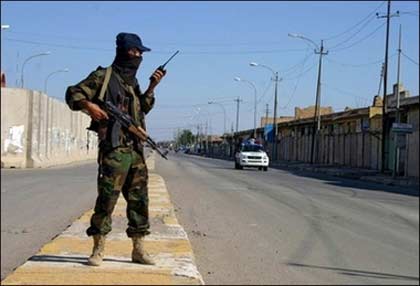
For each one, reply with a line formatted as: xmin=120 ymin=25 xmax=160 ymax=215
xmin=406 ymin=106 xmax=419 ymax=178
xmin=1 ymin=88 xmax=98 ymax=168
xmin=277 ymin=130 xmax=382 ymax=169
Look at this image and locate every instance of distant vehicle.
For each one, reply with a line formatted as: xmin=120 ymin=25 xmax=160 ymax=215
xmin=235 ymin=139 xmax=269 ymax=171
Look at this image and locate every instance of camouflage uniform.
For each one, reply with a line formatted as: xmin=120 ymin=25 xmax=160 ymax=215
xmin=65 ymin=66 xmax=154 ymax=238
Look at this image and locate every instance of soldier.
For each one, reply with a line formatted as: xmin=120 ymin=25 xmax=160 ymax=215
xmin=65 ymin=32 xmax=166 ymax=266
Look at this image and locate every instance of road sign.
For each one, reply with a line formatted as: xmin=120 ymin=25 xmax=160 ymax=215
xmin=391 ymin=123 xmax=413 ymax=134
xmin=264 ymin=124 xmax=274 ymax=141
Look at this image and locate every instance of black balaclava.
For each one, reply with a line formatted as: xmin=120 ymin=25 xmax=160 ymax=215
xmin=111 ymin=32 xmax=151 ymax=86
xmin=112 ymin=48 xmax=142 ymax=86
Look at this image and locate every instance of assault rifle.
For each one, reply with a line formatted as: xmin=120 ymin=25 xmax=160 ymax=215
xmin=104 ymin=101 xmax=168 ymax=160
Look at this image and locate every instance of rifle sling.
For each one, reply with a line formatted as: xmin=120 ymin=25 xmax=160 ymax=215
xmin=98 ymin=66 xmax=112 ymax=102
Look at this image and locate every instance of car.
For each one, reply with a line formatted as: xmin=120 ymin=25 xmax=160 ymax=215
xmin=235 ymin=140 xmax=269 ymax=171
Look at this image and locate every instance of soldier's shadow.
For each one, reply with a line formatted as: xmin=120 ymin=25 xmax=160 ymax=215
xmin=29 ymin=255 xmax=133 ymax=266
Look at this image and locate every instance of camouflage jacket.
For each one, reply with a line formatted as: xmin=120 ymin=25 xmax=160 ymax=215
xmin=65 ymin=66 xmax=155 ymax=148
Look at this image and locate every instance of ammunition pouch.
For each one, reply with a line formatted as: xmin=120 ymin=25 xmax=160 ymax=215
xmin=87 ymin=119 xmax=108 ymax=142
xmin=110 ymin=120 xmax=122 ymax=148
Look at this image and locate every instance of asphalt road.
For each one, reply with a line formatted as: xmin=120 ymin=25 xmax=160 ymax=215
xmin=1 ymin=161 xmax=98 ymax=280
xmin=1 ymin=150 xmax=155 ymax=281
xmin=156 ymin=152 xmax=419 ymax=285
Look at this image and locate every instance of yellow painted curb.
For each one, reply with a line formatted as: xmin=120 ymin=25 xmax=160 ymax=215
xmin=2 ymin=152 xmax=204 ymax=285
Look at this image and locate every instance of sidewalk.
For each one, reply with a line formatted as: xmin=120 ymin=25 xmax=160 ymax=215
xmin=1 ymin=153 xmax=204 ymax=285
xmin=270 ymin=161 xmax=419 ymax=193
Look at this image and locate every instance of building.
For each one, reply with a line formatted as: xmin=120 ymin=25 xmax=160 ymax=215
xmin=260 ymin=116 xmax=295 ymax=127
xmin=294 ymin=105 xmax=334 ymax=119
xmin=385 ymin=84 xmax=418 ymax=178
xmin=233 ymin=84 xmax=419 ymax=179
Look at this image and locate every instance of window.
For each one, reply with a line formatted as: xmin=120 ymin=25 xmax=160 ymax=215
xmin=241 ymin=144 xmax=264 ymax=152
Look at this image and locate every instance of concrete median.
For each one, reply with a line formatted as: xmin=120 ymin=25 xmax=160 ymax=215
xmin=1 ymin=153 xmax=204 ymax=285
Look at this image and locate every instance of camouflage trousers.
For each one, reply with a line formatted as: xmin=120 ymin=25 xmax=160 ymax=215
xmin=86 ymin=145 xmax=150 ymax=238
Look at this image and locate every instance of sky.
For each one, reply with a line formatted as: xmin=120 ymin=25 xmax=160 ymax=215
xmin=1 ymin=1 xmax=419 ymax=141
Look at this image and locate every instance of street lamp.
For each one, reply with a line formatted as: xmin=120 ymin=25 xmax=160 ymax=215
xmin=21 ymin=51 xmax=51 ymax=88
xmin=234 ymin=77 xmax=257 ymax=139
xmin=44 ymin=68 xmax=69 ymax=94
xmin=288 ymin=33 xmax=319 ymax=51
xmin=250 ymin=62 xmax=281 ymax=161
xmin=288 ymin=32 xmax=328 ymax=164
xmin=1 ymin=25 xmax=10 ymax=30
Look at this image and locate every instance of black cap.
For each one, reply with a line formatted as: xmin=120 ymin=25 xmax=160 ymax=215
xmin=116 ymin=32 xmax=151 ymax=52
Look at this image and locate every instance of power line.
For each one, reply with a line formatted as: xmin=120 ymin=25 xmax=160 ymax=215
xmin=174 ymin=49 xmax=307 ymax=55
xmin=401 ymin=51 xmax=419 ymax=66
xmin=149 ymin=114 xmax=203 ymax=121
xmin=279 ymin=75 xmax=306 ymax=110
xmin=256 ymin=80 xmax=274 ymax=104
xmin=328 ymin=15 xmax=377 ymax=50
xmin=325 ymin=53 xmax=397 ymax=67
xmin=282 ymin=60 xmax=317 ymax=80
xmin=7 ymin=31 xmax=111 ymax=43
xmin=246 ymin=53 xmax=316 ymax=111
xmin=323 ymin=1 xmax=386 ymax=41
xmin=155 ymin=104 xmax=205 ymax=109
xmin=282 ymin=53 xmax=316 ymax=79
xmin=208 ymin=96 xmax=238 ymax=102
xmin=151 ymin=40 xmax=302 ymax=48
xmin=3 ymin=37 xmax=308 ymax=55
xmin=279 ymin=52 xmax=318 ymax=109
xmin=3 ymin=37 xmax=115 ymax=52
xmin=263 ymin=89 xmax=276 ymax=115
xmin=398 ymin=11 xmax=419 ymax=16
xmin=6 ymin=30 xmax=307 ymax=48
xmin=323 ymin=83 xmax=371 ymax=101
xmin=330 ymin=22 xmax=386 ymax=53
xmin=279 ymin=50 xmax=313 ymax=74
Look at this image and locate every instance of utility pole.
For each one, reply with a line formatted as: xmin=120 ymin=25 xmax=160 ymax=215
xmin=205 ymin=120 xmax=209 ymax=154
xmin=249 ymin=62 xmax=280 ymax=160
xmin=272 ymin=72 xmax=282 ymax=161
xmin=310 ymin=40 xmax=328 ymax=164
xmin=264 ymin=104 xmax=270 ymax=149
xmin=200 ymin=123 xmax=203 ymax=151
xmin=234 ymin=77 xmax=257 ymax=138
xmin=396 ymin=24 xmax=402 ymax=114
xmin=234 ymin=97 xmax=242 ymax=133
xmin=265 ymin=104 xmax=269 ymax=122
xmin=377 ymin=0 xmax=399 ymax=173
xmin=393 ymin=24 xmax=402 ymax=177
xmin=377 ymin=63 xmax=385 ymax=97
xmin=196 ymin=124 xmax=199 ymax=152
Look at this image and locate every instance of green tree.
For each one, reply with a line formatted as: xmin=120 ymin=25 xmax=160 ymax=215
xmin=176 ymin=129 xmax=195 ymax=146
